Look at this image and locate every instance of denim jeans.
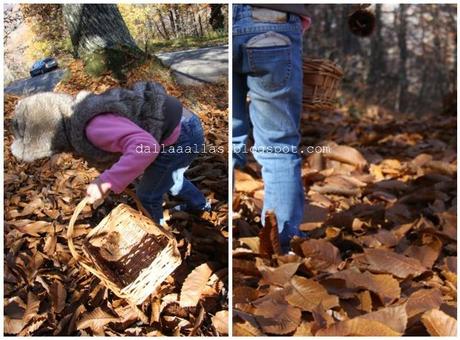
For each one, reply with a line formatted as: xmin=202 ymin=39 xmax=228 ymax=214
xmin=136 ymin=113 xmax=206 ymax=223
xmin=233 ymin=5 xmax=305 ymax=250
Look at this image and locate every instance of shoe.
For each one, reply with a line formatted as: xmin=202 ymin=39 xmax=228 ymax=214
xmin=171 ymin=200 xmax=212 ymax=214
xmin=279 ymin=228 xmax=309 ymax=254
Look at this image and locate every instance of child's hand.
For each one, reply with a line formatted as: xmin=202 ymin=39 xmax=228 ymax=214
xmin=86 ymin=177 xmax=111 ymax=204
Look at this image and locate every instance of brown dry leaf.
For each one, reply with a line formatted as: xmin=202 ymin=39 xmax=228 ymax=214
xmin=233 ymin=259 xmax=260 ymax=276
xmin=253 ymin=298 xmax=301 ymax=335
xmin=18 ymin=197 xmax=44 ymax=216
xmin=316 ymin=318 xmax=400 ymax=336
xmin=355 ymin=248 xmax=426 ymax=279
xmin=12 ymin=221 xmax=52 ymax=237
xmin=316 ymin=305 xmax=407 ymax=336
xmin=324 ymin=144 xmax=368 ymax=168
xmin=300 ymin=239 xmax=342 ymax=273
xmin=284 ymin=275 xmax=339 ymax=312
xmin=4 ymin=317 xmax=25 ymax=335
xmin=444 ymin=256 xmax=457 ymax=273
xmin=76 ymin=307 xmax=120 ymax=334
xmin=233 ymin=318 xmax=264 ymax=336
xmin=329 ymin=269 xmax=401 ymax=305
xmin=233 ymin=286 xmax=259 ymax=304
xmin=293 ymin=321 xmax=313 ymax=336
xmin=406 ymin=288 xmax=443 ymax=318
xmin=421 ymin=309 xmax=457 ymax=336
xmin=43 ymin=231 xmax=57 ymax=255
xmin=258 ymin=211 xmax=282 ymax=257
xmin=239 ymin=236 xmax=260 ymax=253
xmin=359 ymin=304 xmax=408 ymax=334
xmin=255 ymin=259 xmax=300 ymax=286
xmin=235 ymin=170 xmax=263 ymax=193
xmin=179 ymin=262 xmax=213 ymax=307
xmin=357 ymin=290 xmax=373 ymax=312
xmin=23 ymin=292 xmax=41 ymax=325
xmin=211 ymin=310 xmax=228 ymax=335
xmin=19 ymin=314 xmax=48 ymax=336
xmin=50 ymin=280 xmax=67 ymax=314
xmin=300 ymin=203 xmax=329 ymax=231
xmin=404 ymin=234 xmax=443 ymax=268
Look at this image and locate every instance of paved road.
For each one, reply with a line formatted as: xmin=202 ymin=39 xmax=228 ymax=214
xmin=4 ymin=69 xmax=65 ymax=96
xmin=4 ymin=45 xmax=228 ymax=94
xmin=155 ymin=45 xmax=228 ymax=85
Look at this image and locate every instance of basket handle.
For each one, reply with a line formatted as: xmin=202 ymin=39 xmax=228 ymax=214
xmin=67 ymin=196 xmax=91 ymax=262
xmin=124 ymin=187 xmax=153 ymax=220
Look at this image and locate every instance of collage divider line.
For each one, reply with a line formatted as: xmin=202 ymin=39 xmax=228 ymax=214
xmin=227 ymin=2 xmax=233 ymax=336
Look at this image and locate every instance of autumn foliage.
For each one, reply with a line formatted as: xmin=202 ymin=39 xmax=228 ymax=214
xmin=233 ymin=105 xmax=457 ymax=336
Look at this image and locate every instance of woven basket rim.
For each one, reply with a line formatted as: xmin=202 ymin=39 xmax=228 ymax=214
xmin=303 ymin=58 xmax=344 ymax=76
xmin=86 ymin=203 xmax=176 ymax=241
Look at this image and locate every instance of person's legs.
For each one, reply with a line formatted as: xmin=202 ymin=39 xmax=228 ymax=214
xmin=232 ymin=5 xmax=250 ymax=170
xmin=232 ymin=71 xmax=249 ymax=169
xmin=235 ymin=7 xmax=305 ymax=251
xmin=136 ymin=114 xmax=206 ymax=223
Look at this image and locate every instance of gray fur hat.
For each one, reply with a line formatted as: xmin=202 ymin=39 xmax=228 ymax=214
xmin=11 ymin=92 xmax=74 ymax=162
xmin=10 ymin=81 xmax=181 ymax=165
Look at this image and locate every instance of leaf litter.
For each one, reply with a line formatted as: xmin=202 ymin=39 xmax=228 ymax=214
xmin=4 ymin=59 xmax=228 ymax=336
xmin=233 ymin=107 xmax=456 ymax=336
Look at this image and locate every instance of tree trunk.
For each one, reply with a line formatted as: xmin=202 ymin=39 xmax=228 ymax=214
xmin=198 ymin=14 xmax=204 ymax=37
xmin=168 ymin=8 xmax=177 ymax=38
xmin=62 ymin=4 xmax=143 ymax=79
xmin=367 ymin=4 xmax=385 ymax=88
xmin=157 ymin=8 xmax=170 ymax=41
xmin=209 ymin=4 xmax=224 ymax=31
xmin=397 ymin=4 xmax=409 ymax=112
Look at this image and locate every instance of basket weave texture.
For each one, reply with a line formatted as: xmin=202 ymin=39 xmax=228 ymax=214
xmin=303 ymin=58 xmax=344 ymax=112
xmin=68 ymin=193 xmax=181 ymax=305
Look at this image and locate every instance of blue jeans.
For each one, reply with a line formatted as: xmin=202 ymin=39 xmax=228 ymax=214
xmin=233 ymin=5 xmax=305 ymax=249
xmin=136 ymin=113 xmax=206 ymax=223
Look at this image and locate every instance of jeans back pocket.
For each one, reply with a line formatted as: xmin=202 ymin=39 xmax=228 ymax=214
xmin=243 ymin=32 xmax=292 ymax=91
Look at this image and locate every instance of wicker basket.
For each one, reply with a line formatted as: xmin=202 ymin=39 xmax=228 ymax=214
xmin=67 ymin=189 xmax=182 ymax=306
xmin=303 ymin=58 xmax=344 ymax=111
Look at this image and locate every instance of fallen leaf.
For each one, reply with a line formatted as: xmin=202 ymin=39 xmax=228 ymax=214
xmin=406 ymin=288 xmax=443 ymax=318
xmin=328 ymin=269 xmax=401 ymax=305
xmin=258 ymin=211 xmax=282 ymax=257
xmin=355 ymin=248 xmax=426 ymax=279
xmin=50 ymin=280 xmax=67 ymax=314
xmin=324 ymin=144 xmax=368 ymax=168
xmin=180 ymin=263 xmax=213 ymax=307
xmin=284 ymin=275 xmax=339 ymax=312
xmin=255 ymin=259 xmax=300 ymax=286
xmin=233 ymin=318 xmax=264 ymax=336
xmin=300 ymin=239 xmax=342 ymax=273
xmin=76 ymin=307 xmax=120 ymax=334
xmin=211 ymin=310 xmax=228 ymax=335
xmin=421 ymin=309 xmax=457 ymax=336
xmin=253 ymin=298 xmax=301 ymax=335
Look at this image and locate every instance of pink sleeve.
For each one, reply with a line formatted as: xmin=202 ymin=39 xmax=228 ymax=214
xmin=85 ymin=113 xmax=160 ymax=194
xmin=301 ymin=16 xmax=312 ymax=33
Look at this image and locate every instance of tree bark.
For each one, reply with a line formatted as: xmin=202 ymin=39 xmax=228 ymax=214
xmin=157 ymin=8 xmax=170 ymax=40
xmin=367 ymin=4 xmax=385 ymax=87
xmin=62 ymin=4 xmax=143 ymax=79
xmin=209 ymin=4 xmax=224 ymax=31
xmin=397 ymin=4 xmax=409 ymax=112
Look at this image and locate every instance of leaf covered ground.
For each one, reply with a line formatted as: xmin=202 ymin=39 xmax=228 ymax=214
xmin=4 ymin=58 xmax=228 ymax=336
xmin=233 ymin=103 xmax=457 ymax=336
